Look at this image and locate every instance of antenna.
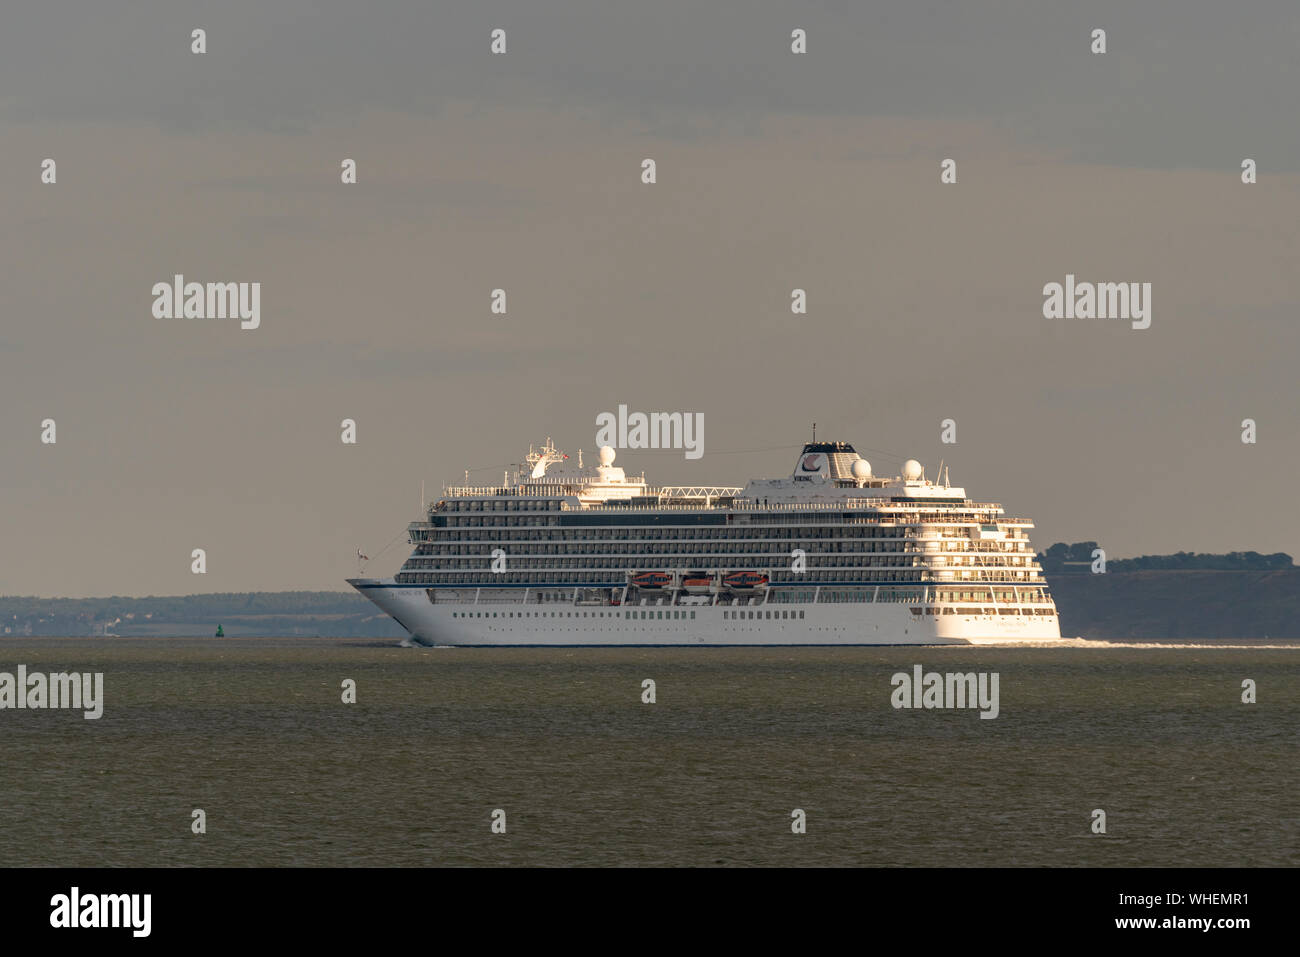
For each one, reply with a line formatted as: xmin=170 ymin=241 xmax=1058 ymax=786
xmin=421 ymin=479 xmax=425 ymax=511
xmin=812 ymin=422 xmax=816 ymax=442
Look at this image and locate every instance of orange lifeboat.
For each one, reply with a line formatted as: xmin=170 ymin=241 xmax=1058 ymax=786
xmin=723 ymin=571 xmax=769 ymax=590
xmin=630 ymin=571 xmax=672 ymax=589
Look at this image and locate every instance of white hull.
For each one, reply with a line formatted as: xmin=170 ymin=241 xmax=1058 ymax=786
xmin=349 ymin=579 xmax=1062 ymax=646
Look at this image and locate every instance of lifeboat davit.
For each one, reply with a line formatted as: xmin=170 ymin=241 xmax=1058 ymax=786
xmin=630 ymin=571 xmax=672 ymax=589
xmin=724 ymin=571 xmax=769 ymax=590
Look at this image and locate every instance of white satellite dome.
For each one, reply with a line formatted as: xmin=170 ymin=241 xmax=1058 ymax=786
xmin=598 ymin=445 xmax=616 ymax=466
xmin=851 ymin=459 xmax=872 ymax=480
xmin=902 ymin=459 xmax=924 ymax=481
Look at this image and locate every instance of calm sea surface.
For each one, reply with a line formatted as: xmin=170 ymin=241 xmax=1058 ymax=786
xmin=1 ymin=637 xmax=1296 ymax=867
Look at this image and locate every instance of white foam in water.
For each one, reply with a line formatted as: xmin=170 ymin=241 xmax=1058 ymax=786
xmin=973 ymin=637 xmax=1300 ymax=650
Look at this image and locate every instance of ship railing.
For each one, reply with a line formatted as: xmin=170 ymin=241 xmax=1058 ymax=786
xmin=434 ymin=485 xmax=1026 ymax=516
xmin=558 ymin=500 xmax=1027 ymax=520
xmin=443 ymin=485 xmax=519 ymax=497
xmin=655 ymin=486 xmax=745 ymax=499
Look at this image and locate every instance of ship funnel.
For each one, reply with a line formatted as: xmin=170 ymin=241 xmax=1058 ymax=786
xmin=792 ymin=441 xmax=862 ymax=481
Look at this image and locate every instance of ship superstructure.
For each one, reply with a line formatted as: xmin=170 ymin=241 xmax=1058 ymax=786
xmin=348 ymin=437 xmax=1062 ymax=645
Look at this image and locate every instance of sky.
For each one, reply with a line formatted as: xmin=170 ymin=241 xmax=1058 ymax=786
xmin=2 ymin=1 xmax=1298 ymax=597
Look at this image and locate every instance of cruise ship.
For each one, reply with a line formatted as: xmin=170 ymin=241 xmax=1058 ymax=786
xmin=348 ymin=437 xmax=1062 ymax=645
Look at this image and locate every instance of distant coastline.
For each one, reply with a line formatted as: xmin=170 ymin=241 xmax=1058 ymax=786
xmin=2 ymin=548 xmax=1296 ymax=639
xmin=1041 ymin=544 xmax=1298 ymax=640
xmin=0 ymin=591 xmax=402 ymax=639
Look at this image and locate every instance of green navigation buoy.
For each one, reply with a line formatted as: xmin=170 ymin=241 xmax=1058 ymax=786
xmin=215 ymin=624 xmax=225 ymax=637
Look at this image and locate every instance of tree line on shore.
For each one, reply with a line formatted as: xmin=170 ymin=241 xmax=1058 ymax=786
xmin=1037 ymin=543 xmax=1292 ymax=573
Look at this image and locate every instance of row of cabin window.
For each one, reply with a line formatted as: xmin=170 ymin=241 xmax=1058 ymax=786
xmin=452 ymin=610 xmax=698 ymax=620
xmin=447 ymin=610 xmax=804 ymax=621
